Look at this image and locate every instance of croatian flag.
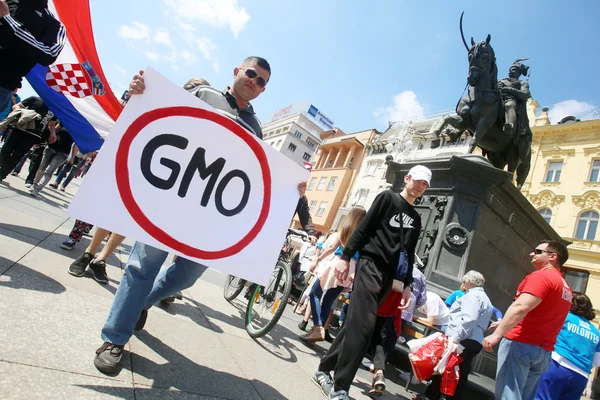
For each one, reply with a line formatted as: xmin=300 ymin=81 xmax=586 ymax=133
xmin=25 ymin=0 xmax=122 ymax=153
xmin=303 ymin=162 xmax=313 ymax=172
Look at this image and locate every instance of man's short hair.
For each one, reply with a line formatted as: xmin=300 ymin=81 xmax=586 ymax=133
xmin=243 ymin=56 xmax=271 ymax=77
xmin=462 ymin=270 xmax=485 ymax=287
xmin=540 ymin=240 xmax=569 ymax=266
xmin=183 ymin=78 xmax=210 ymax=91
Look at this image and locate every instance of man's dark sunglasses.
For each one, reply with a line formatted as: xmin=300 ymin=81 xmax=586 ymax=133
xmin=242 ymin=68 xmax=267 ymax=88
xmin=533 ymin=249 xmax=554 ymax=255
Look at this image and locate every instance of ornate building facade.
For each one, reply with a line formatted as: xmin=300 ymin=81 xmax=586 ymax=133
xmin=521 ymin=115 xmax=600 ymax=313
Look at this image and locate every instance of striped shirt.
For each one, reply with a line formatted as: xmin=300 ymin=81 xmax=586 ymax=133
xmin=190 ymin=85 xmax=262 ymax=139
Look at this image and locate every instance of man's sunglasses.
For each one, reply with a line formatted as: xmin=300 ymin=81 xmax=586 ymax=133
xmin=533 ymin=249 xmax=554 ymax=255
xmin=241 ymin=68 xmax=267 ymax=88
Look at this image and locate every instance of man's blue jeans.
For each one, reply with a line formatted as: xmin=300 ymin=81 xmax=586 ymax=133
xmin=495 ymin=338 xmax=551 ymax=400
xmin=101 ymin=242 xmax=208 ymax=345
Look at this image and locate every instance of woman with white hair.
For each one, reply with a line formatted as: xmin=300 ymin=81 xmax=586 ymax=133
xmin=422 ymin=270 xmax=494 ymax=400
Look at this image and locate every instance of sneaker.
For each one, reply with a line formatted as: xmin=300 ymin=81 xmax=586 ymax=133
xmin=298 ymin=319 xmax=308 ymax=331
xmin=311 ymin=370 xmax=333 ymax=398
xmin=89 ymin=259 xmax=109 ymax=284
xmin=300 ymin=326 xmax=325 ymax=343
xmin=10 ymin=171 xmax=18 ymax=176
xmin=324 ymin=329 xmax=333 ymax=343
xmin=135 ymin=309 xmax=148 ymax=331
xmin=369 ymin=371 xmax=386 ymax=397
xmin=362 ymin=360 xmax=375 ymax=372
xmin=68 ymin=252 xmax=94 ymax=277
xmin=24 ymin=182 xmax=32 ymax=188
xmin=328 ymin=388 xmax=349 ymax=400
xmin=60 ymin=238 xmax=77 ymax=250
xmin=94 ymin=342 xmax=124 ymax=373
xmin=29 ymin=187 xmax=39 ymax=197
xmin=49 ymin=183 xmax=58 ymax=189
xmin=59 ymin=186 xmax=65 ymax=192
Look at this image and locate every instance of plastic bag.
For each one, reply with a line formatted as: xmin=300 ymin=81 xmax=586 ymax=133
xmin=440 ymin=353 xmax=463 ymax=396
xmin=434 ymin=340 xmax=464 ymax=375
xmin=407 ymin=332 xmax=443 ymax=353
xmin=408 ymin=334 xmax=446 ymax=382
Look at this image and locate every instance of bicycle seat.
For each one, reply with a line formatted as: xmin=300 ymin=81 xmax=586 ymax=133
xmin=288 ymin=228 xmax=309 ymax=240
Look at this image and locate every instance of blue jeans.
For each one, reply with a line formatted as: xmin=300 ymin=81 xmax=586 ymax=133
xmin=535 ymin=359 xmax=588 ymax=400
xmin=101 ymin=242 xmax=208 ymax=345
xmin=309 ymin=278 xmax=344 ymax=326
xmin=495 ymin=338 xmax=551 ymax=400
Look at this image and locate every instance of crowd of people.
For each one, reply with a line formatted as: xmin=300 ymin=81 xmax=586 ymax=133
xmin=1 ymin=2 xmax=599 ymax=400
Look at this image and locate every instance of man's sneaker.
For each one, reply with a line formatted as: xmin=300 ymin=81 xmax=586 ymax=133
xmin=89 ymin=260 xmax=109 ymax=284
xmin=68 ymin=252 xmax=94 ymax=277
xmin=94 ymin=342 xmax=124 ymax=373
xmin=24 ymin=182 xmax=32 ymax=188
xmin=29 ymin=187 xmax=39 ymax=197
xmin=49 ymin=183 xmax=58 ymax=189
xmin=311 ymin=370 xmax=333 ymax=398
xmin=10 ymin=171 xmax=18 ymax=176
xmin=369 ymin=371 xmax=386 ymax=397
xmin=328 ymin=388 xmax=349 ymax=400
xmin=300 ymin=326 xmax=325 ymax=342
xmin=160 ymin=290 xmax=183 ymax=304
xmin=59 ymin=186 xmax=66 ymax=192
xmin=60 ymin=238 xmax=77 ymax=250
xmin=135 ymin=309 xmax=148 ymax=331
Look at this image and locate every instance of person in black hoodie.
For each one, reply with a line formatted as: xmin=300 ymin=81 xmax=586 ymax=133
xmin=312 ymin=164 xmax=432 ymax=400
xmin=0 ymin=0 xmax=66 ymax=111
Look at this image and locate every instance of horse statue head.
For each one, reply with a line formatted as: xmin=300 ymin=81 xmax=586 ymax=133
xmin=460 ymin=13 xmax=496 ymax=88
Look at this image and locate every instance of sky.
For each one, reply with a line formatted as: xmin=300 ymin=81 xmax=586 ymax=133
xmin=19 ymin=0 xmax=600 ymax=132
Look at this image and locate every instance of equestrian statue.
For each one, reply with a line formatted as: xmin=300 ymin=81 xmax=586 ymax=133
xmin=431 ymin=13 xmax=532 ymax=189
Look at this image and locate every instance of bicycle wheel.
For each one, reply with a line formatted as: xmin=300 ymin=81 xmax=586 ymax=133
xmin=223 ymin=275 xmax=246 ymax=302
xmin=245 ymin=261 xmax=292 ymax=338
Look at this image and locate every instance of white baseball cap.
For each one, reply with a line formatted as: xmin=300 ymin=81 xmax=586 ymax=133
xmin=407 ymin=165 xmax=432 ymax=185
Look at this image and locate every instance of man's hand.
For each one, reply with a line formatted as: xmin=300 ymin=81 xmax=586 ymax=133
xmin=0 ymin=0 xmax=9 ymax=18
xmin=333 ymin=258 xmax=350 ymax=282
xmin=308 ymin=235 xmax=317 ymax=245
xmin=297 ymin=182 xmax=307 ymax=197
xmin=488 ymin=320 xmax=501 ymax=331
xmin=129 ymin=70 xmax=145 ymax=96
xmin=482 ymin=333 xmax=502 ymax=353
xmin=48 ymin=131 xmax=57 ymax=144
xmin=400 ymin=286 xmax=411 ymax=308
xmin=309 ymin=257 xmax=318 ymax=273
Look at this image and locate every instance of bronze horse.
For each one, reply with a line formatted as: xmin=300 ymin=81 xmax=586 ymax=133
xmin=432 ymin=14 xmax=531 ymax=188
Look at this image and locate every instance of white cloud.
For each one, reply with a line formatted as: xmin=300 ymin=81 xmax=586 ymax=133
xmin=196 ymin=36 xmax=217 ymax=59
xmin=213 ymin=60 xmax=221 ymax=74
xmin=166 ymin=48 xmax=198 ymax=65
xmin=547 ymin=99 xmax=597 ymax=124
xmin=119 ymin=21 xmax=150 ymax=40
xmin=154 ymin=30 xmax=173 ymax=47
xmin=145 ymin=51 xmax=159 ymax=61
xmin=374 ymin=90 xmax=426 ymax=123
xmin=113 ymin=63 xmax=127 ymax=74
xmin=164 ymin=0 xmax=250 ymax=37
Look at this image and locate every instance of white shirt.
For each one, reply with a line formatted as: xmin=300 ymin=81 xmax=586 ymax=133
xmin=419 ymin=291 xmax=451 ymax=326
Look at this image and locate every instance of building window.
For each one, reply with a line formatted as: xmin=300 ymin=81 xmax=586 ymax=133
xmin=303 ymin=152 xmax=311 ymax=162
xmin=288 ymin=143 xmax=297 ymax=152
xmin=538 ymin=208 xmax=552 ymax=224
xmin=283 ymin=125 xmax=290 ymax=132
xmin=307 ymin=140 xmax=316 ymax=149
xmin=589 ymin=160 xmax=600 ymax=182
xmin=309 ymin=200 xmax=318 ymax=215
xmin=317 ymin=177 xmax=327 ymax=190
xmin=276 ymin=139 xmax=282 ymax=146
xmin=307 ymin=177 xmax=317 ymax=190
xmin=364 ymin=160 xmax=381 ymax=176
xmin=316 ymin=201 xmax=328 ymax=217
xmin=327 ymin=177 xmax=337 ymax=191
xmin=294 ymin=130 xmax=303 ymax=139
xmin=327 ymin=159 xmax=333 ymax=168
xmin=347 ymin=157 xmax=354 ymax=168
xmin=563 ymin=268 xmax=589 ymax=292
xmin=575 ymin=211 xmax=599 ymax=240
xmin=275 ymin=128 xmax=282 ymax=134
xmin=355 ymin=189 xmax=369 ymax=206
xmin=544 ymin=161 xmax=563 ymax=182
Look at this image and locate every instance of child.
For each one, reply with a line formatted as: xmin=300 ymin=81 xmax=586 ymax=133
xmin=311 ymin=165 xmax=431 ymax=400
xmin=299 ymin=206 xmax=366 ymax=343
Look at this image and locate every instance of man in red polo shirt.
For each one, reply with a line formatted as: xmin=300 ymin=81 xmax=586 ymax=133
xmin=482 ymin=240 xmax=572 ymax=400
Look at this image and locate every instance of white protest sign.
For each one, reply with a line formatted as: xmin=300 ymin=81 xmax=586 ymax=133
xmin=68 ymin=68 xmax=310 ymax=285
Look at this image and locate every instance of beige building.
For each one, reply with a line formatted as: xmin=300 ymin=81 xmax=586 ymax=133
xmin=521 ymin=110 xmax=600 ymax=312
xmin=293 ymin=128 xmax=380 ymax=232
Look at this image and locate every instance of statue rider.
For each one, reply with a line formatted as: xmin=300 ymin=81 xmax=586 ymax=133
xmin=498 ymin=58 xmax=531 ymax=145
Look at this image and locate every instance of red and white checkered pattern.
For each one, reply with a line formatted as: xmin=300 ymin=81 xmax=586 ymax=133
xmin=46 ymin=63 xmax=92 ymax=98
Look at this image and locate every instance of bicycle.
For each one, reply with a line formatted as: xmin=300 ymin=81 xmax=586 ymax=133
xmin=223 ymin=228 xmax=311 ymax=338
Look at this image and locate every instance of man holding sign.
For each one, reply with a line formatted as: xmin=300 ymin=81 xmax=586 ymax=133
xmin=92 ymin=57 xmax=316 ymax=373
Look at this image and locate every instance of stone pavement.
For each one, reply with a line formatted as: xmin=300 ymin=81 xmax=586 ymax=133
xmin=0 ymin=172 xmax=420 ymax=400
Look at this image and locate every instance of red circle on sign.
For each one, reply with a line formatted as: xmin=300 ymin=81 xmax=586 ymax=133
xmin=115 ymin=106 xmax=272 ymax=259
